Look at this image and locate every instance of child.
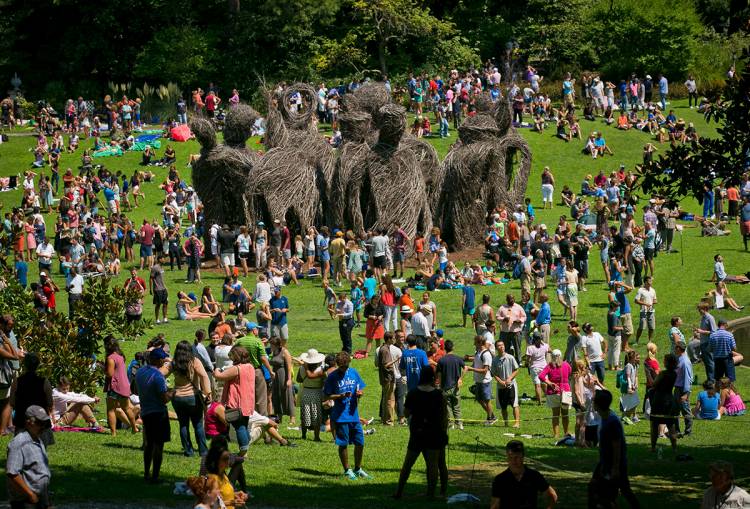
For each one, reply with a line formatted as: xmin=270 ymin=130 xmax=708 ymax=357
xmin=719 ymin=377 xmax=746 ymax=416
xmin=428 ymin=227 xmax=441 ymax=266
xmin=438 ymin=241 xmax=448 ymax=272
xmin=186 ymin=475 xmax=222 ymax=509
xmin=52 ymin=376 xmax=100 ymax=427
xmin=323 ymin=280 xmax=337 ymax=319
xmin=525 ymin=198 xmax=535 ymax=225
xmin=350 ymin=279 xmax=364 ymax=325
xmin=294 ymin=235 xmax=304 ymax=260
xmin=413 ymin=232 xmax=425 ymax=264
xmin=694 ymin=380 xmax=721 ymax=420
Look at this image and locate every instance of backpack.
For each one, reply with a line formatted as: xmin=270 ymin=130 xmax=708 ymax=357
xmin=512 ymin=259 xmax=524 ymax=280
xmin=615 ymin=368 xmax=629 ymax=394
xmin=83 ymin=226 xmax=95 ymax=244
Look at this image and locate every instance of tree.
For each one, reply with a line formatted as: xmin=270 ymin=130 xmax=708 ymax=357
xmin=351 ymin=0 xmax=452 ymax=76
xmin=134 ymin=26 xmax=215 ymax=86
xmin=639 ymin=54 xmax=750 ymax=201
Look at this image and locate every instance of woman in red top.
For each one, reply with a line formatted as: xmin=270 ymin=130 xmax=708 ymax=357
xmin=539 ymin=349 xmax=573 ymax=439
xmin=104 ymin=335 xmax=138 ymax=436
xmin=380 ymin=274 xmax=398 ymax=333
xmin=643 ymin=342 xmax=660 ymax=389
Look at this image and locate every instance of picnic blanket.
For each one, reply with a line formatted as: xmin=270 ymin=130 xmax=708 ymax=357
xmin=128 ymin=139 xmax=162 ymax=151
xmin=135 ymin=134 xmax=161 ymax=143
xmin=92 ymin=146 xmax=123 ymax=158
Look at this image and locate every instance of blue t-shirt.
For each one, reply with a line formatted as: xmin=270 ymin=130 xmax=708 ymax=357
xmin=400 ymin=348 xmax=430 ymax=391
xmin=317 ymin=237 xmax=330 ymax=262
xmin=269 ymin=296 xmax=289 ymax=326
xmin=598 ymin=413 xmax=627 ymax=474
xmin=103 ymin=187 xmax=116 ymax=202
xmin=616 ymin=288 xmax=631 ymax=314
xmin=135 ymin=365 xmax=168 ymax=417
xmin=563 ymin=80 xmax=573 ymax=96
xmin=363 ymin=277 xmax=377 ymax=300
xmin=324 ymin=367 xmax=366 ymax=423
xmin=536 ymin=302 xmax=551 ymax=326
xmin=698 ymin=391 xmax=720 ymax=419
xmin=462 ymin=285 xmax=476 ymax=311
xmin=14 ymin=260 xmax=28 ymax=288
xmin=350 ymin=286 xmax=363 ymax=309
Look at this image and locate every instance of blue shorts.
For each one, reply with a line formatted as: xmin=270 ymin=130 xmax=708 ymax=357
xmin=439 ymin=261 xmax=448 ymax=272
xmin=393 ymin=251 xmax=406 ymax=263
xmin=334 ymin=421 xmax=365 ymax=447
xmin=475 ymin=382 xmax=492 ymax=402
xmin=463 ymin=307 xmax=475 ymax=316
xmin=140 ymin=244 xmax=153 ymax=257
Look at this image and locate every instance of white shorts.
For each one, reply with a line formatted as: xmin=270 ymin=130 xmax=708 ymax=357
xmin=248 ymin=413 xmax=271 ymax=444
xmin=222 ymin=253 xmax=235 ymax=266
xmin=542 ymin=184 xmax=554 ymax=202
xmin=529 ymin=367 xmax=543 ymax=385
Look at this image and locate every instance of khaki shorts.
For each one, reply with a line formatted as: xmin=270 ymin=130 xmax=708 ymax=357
xmin=620 ymin=313 xmax=633 ymax=335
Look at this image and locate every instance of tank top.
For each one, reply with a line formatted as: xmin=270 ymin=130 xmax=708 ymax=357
xmin=106 ymin=352 xmax=131 ymax=398
xmin=205 ymin=401 xmax=229 ymax=437
xmin=221 ymin=363 xmax=255 ymax=416
xmin=381 ymin=289 xmax=396 ymax=307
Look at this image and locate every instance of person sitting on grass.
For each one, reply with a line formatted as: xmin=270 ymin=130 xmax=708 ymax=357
xmin=556 ymin=118 xmax=568 ymax=141
xmin=583 ymin=133 xmax=598 ymax=158
xmin=706 ymin=281 xmax=744 ymax=311
xmin=594 ymin=132 xmax=613 ymax=157
xmin=694 ymin=379 xmax=722 ymax=420
xmin=52 ymin=375 xmax=100 ymax=428
xmin=616 ymin=110 xmax=630 ymax=130
xmin=176 ymin=291 xmax=215 ymax=321
xmin=718 ymin=377 xmax=746 ymax=416
xmin=533 ymin=113 xmax=546 ymax=133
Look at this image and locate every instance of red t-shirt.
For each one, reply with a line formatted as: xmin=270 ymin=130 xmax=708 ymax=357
xmin=727 ymin=187 xmax=739 ymax=201
xmin=43 ymin=283 xmax=56 ymax=310
xmin=125 ymin=277 xmax=146 ymax=292
xmin=206 ymin=95 xmax=217 ymax=111
xmin=140 ymin=224 xmax=155 ymax=246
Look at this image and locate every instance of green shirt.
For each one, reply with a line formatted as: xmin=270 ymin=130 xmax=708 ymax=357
xmin=236 ymin=335 xmax=267 ymax=368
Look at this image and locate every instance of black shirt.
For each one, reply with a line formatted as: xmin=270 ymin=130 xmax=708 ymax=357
xmin=405 ymin=387 xmax=448 ymax=450
xmin=218 ymin=230 xmax=236 ymax=253
xmin=491 ymin=467 xmax=550 ymax=509
xmin=436 ymin=354 xmax=465 ymax=390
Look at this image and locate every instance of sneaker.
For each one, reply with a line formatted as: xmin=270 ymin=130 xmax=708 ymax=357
xmin=622 ymin=416 xmax=634 ymax=425
xmin=355 ymin=468 xmax=373 ymax=480
xmin=345 ymin=469 xmax=358 ymax=481
xmin=364 ymin=428 xmax=376 ymax=435
xmin=155 ymin=319 xmax=161 ymax=324
xmin=457 ymin=423 xmax=464 ymax=430
xmin=163 ymin=318 xmax=168 ymax=323
xmin=280 ymin=441 xmax=297 ymax=448
xmin=632 ymin=416 xmax=640 ymax=424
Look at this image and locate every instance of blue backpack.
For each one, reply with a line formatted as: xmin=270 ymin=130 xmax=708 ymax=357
xmin=512 ymin=259 xmax=524 ymax=280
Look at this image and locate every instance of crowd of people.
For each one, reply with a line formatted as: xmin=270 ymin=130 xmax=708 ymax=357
xmin=1 ymin=64 xmax=749 ymax=508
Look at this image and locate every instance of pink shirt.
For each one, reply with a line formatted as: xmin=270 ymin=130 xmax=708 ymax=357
xmin=221 ymin=363 xmax=255 ymax=416
xmin=539 ymin=362 xmax=572 ymax=395
xmin=496 ymin=303 xmax=527 ymax=333
xmin=205 ymin=401 xmax=229 ymax=437
xmin=105 ymin=352 xmax=131 ymax=398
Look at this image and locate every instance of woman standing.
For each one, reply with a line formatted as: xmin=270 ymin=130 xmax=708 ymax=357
xmin=620 ymin=350 xmax=640 ymax=424
xmin=169 ymin=340 xmax=211 ymax=457
xmin=297 ymin=348 xmax=325 ymax=441
xmin=213 ymin=346 xmax=254 ymax=456
xmin=380 ymin=274 xmax=398 ymax=333
xmin=256 ymin=300 xmax=272 ymax=339
xmin=254 ymin=222 xmax=268 ymax=271
xmin=539 ymin=349 xmax=572 ymax=439
xmin=565 ymin=262 xmax=579 ymax=321
xmin=104 ymin=336 xmax=138 ymax=436
xmin=531 ymin=249 xmax=547 ymax=305
xmin=364 ymin=295 xmax=385 ymax=356
xmin=572 ymin=359 xmax=604 ymax=447
xmin=269 ymin=337 xmax=296 ymax=425
xmin=237 ymin=226 xmax=252 ymax=277
xmin=648 ymin=353 xmax=678 ymax=453
xmin=541 ymin=167 xmax=555 ymax=209
xmin=303 ymin=227 xmax=317 ymax=274
xmin=393 ymin=367 xmax=448 ymax=499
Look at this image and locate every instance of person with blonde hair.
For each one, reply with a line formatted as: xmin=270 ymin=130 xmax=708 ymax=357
xmin=572 ymin=359 xmax=604 ymax=447
xmin=186 ymin=475 xmax=222 ymax=509
xmin=539 ymin=349 xmax=572 ymax=439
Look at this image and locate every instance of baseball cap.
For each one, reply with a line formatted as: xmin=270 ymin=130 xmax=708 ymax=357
xmin=246 ymin=322 xmax=259 ymax=330
xmin=25 ymin=405 xmax=51 ymax=423
xmin=436 ymin=329 xmax=444 ymax=337
xmin=149 ymin=347 xmax=169 ymax=361
xmin=39 ymin=271 xmax=47 ymax=277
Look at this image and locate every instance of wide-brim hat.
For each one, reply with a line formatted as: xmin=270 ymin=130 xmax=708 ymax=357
xmin=401 ymin=306 xmax=413 ymax=314
xmin=300 ymin=348 xmax=325 ymax=364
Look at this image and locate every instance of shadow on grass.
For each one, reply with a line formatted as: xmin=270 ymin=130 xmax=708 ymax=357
xmin=101 ymin=441 xmax=187 ymax=457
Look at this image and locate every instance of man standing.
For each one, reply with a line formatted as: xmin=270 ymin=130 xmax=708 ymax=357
xmin=269 ymin=287 xmax=289 ymax=340
xmin=658 ymin=73 xmax=668 ymax=111
xmin=35 ymin=238 xmax=55 ymax=275
xmin=491 ymin=341 xmax=520 ymax=428
xmin=461 ymin=281 xmax=476 ymax=328
xmin=614 ymin=281 xmax=634 ymax=351
xmin=496 ymin=294 xmax=526 ymax=363
xmin=370 ymin=229 xmax=389 ymax=280
xmin=280 ymin=221 xmax=291 ymax=269
xmin=580 ymin=322 xmax=607 ymax=382
xmin=6 ymin=405 xmax=52 ymax=508
xmin=135 ymin=348 xmax=175 ymax=484
xmin=410 ymin=307 xmax=431 ymax=349
xmin=65 ymin=266 xmax=84 ymax=319
xmin=236 ymin=324 xmax=275 ymax=415
xmin=392 ymin=223 xmax=409 ymax=279
xmin=335 ymin=292 xmax=355 ymax=353
xmin=694 ymin=302 xmax=717 ymax=382
xmin=634 ymin=276 xmax=657 ymax=345
xmin=139 ymin=219 xmax=155 ymax=270
xmin=217 ymin=224 xmax=236 ymax=278
xmin=329 ymin=231 xmax=347 ymax=286
xmin=400 ymin=335 xmax=430 ymax=392
xmin=674 ymin=342 xmax=694 ymax=438
xmin=324 ymin=352 xmax=372 ymax=481
xmin=519 ymin=247 xmax=533 ymax=295
xmin=588 ymin=390 xmax=640 ymax=509
xmin=182 ymin=232 xmax=203 ymax=284
xmin=375 ymin=333 xmax=400 ymax=425
xmin=149 ymin=260 xmax=168 ymax=324
xmin=466 ymin=335 xmax=495 ymax=425
xmin=490 ymin=440 xmax=557 ymax=509
xmin=436 ymin=340 xmax=465 ymax=430
xmin=710 ymin=319 xmax=737 ymax=382
xmin=534 ymin=293 xmax=552 ymax=344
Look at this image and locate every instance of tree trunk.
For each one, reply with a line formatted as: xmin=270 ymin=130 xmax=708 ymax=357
xmin=378 ymin=38 xmax=388 ymax=77
xmin=228 ymin=0 xmax=240 ymax=13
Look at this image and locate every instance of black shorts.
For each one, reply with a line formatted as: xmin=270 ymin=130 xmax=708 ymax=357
xmin=238 ymin=251 xmax=251 ymax=260
xmin=153 ymin=289 xmax=168 ymax=305
xmin=373 ymin=255 xmax=386 ymax=269
xmin=644 ymin=248 xmax=654 ymax=261
xmin=142 ymin=412 xmax=171 ymax=445
xmin=496 ymin=385 xmax=517 ymax=409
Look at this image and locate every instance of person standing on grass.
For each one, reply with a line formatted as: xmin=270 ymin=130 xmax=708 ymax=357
xmin=491 ymin=340 xmax=520 ymax=428
xmin=436 ymin=340 xmax=465 ymax=430
xmin=634 ymin=276 xmax=657 ymax=345
xmin=673 ymin=342 xmax=694 ymax=438
xmin=324 ymin=351 xmax=373 ymax=481
xmin=183 ymin=231 xmax=203 ymax=284
xmin=269 ymin=286 xmax=289 ymax=340
xmin=466 ymin=335 xmax=495 ymax=425
xmin=588 ymin=390 xmax=640 ymax=509
xmin=335 ymin=292 xmax=355 ymax=354
xmin=694 ymin=302 xmax=717 ymax=382
xmin=149 ymin=260 xmax=168 ymax=325
xmin=580 ymin=322 xmax=607 ymax=383
xmin=496 ymin=293 xmax=526 ymax=363
xmin=135 ymin=347 xmax=175 ymax=484
xmin=490 ymin=440 xmax=557 ymax=509
xmin=614 ymin=281 xmax=634 ymax=352
xmin=138 ymin=219 xmax=155 ymax=270
xmin=710 ymin=319 xmax=737 ymax=382
xmin=394 ymin=366 xmax=448 ymax=500
xmin=461 ymin=281 xmax=476 ymax=328
xmin=6 ymin=405 xmax=52 ymax=509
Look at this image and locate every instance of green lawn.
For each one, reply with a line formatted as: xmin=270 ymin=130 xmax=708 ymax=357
xmin=0 ymin=99 xmax=748 ymax=508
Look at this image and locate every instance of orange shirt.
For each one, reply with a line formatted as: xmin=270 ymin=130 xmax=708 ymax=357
xmin=213 ymin=322 xmax=232 ymax=339
xmin=727 ymin=187 xmax=739 ymax=201
xmin=507 ymin=221 xmax=520 ymax=242
xmin=399 ymin=294 xmax=415 ymax=311
xmin=414 ymin=238 xmax=425 ymax=253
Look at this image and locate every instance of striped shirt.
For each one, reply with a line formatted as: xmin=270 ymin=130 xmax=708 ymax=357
xmin=709 ymin=329 xmax=736 ymax=358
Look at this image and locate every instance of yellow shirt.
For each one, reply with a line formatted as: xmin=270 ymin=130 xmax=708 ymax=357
xmin=329 ymin=238 xmax=346 ymax=257
xmin=209 ymin=473 xmax=235 ymax=508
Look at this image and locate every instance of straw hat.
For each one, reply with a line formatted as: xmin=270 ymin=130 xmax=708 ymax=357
xmin=401 ymin=305 xmax=413 ymax=314
xmin=300 ymin=348 xmax=325 ymax=364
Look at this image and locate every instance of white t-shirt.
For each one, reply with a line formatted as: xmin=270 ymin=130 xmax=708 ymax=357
xmin=371 ymin=235 xmax=388 ymax=258
xmin=36 ymin=243 xmax=55 ymax=262
xmin=253 ymin=281 xmax=272 ymax=303
xmin=580 ymin=332 xmax=604 ymax=363
xmin=635 ymin=287 xmax=657 ymax=312
xmin=68 ymin=274 xmax=84 ymax=295
xmin=411 ymin=313 xmax=430 ymax=337
xmin=473 ymin=349 xmax=493 ymax=383
xmin=375 ymin=344 xmax=402 ymax=380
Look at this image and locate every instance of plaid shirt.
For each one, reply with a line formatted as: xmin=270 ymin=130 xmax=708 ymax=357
xmin=6 ymin=431 xmax=51 ymax=503
xmin=709 ymin=329 xmax=736 ymax=358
